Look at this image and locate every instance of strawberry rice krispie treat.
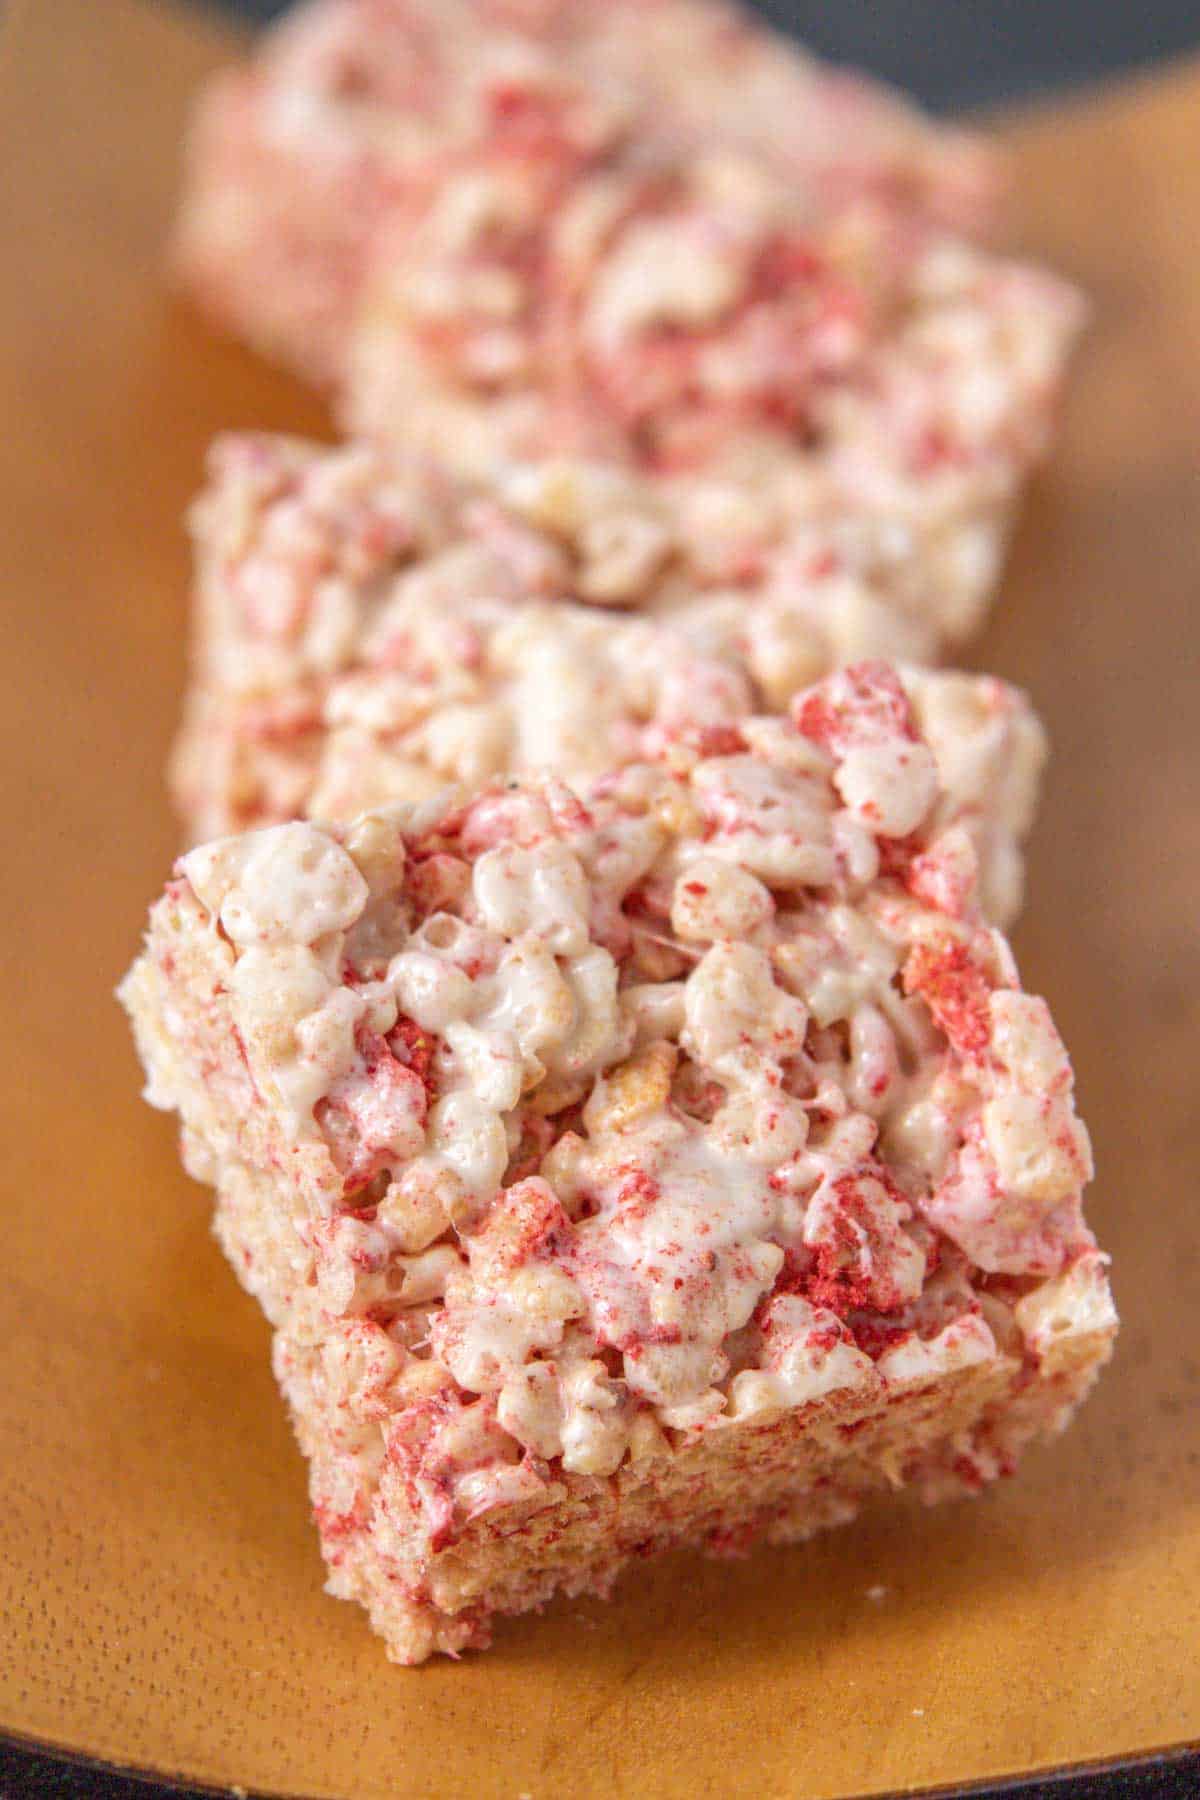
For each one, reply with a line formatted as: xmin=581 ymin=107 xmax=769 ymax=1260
xmin=175 ymin=3 xmax=1081 ymax=676
xmin=345 ymin=137 xmax=1081 ymax=640
xmin=173 ymin=0 xmax=996 ymax=388
xmin=122 ymin=663 xmax=1115 ymax=1664
xmin=171 ymin=435 xmax=1046 ymax=927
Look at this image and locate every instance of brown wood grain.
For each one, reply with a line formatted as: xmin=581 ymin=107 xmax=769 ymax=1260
xmin=0 ymin=2 xmax=1196 ymax=1795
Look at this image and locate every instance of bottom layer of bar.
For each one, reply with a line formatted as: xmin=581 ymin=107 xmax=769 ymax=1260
xmin=273 ymin=1280 xmax=1113 ymax=1664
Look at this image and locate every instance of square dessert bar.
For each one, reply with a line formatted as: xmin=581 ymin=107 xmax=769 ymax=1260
xmin=122 ymin=663 xmax=1115 ymax=1664
xmin=345 ymin=127 xmax=1080 ymax=518
xmin=343 ymin=148 xmax=1082 ymax=710
xmin=172 ymin=435 xmax=1046 ymax=927
xmin=173 ymin=0 xmax=997 ymax=389
xmin=175 ymin=1 xmax=1080 ymax=646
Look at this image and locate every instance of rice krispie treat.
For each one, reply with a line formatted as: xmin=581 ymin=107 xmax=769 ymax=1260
xmin=175 ymin=6 xmax=1079 ymax=663
xmin=173 ymin=0 xmax=996 ymax=388
xmin=344 ymin=139 xmax=1081 ymax=656
xmin=122 ymin=663 xmax=1115 ymax=1664
xmin=171 ymin=435 xmax=1046 ymax=926
xmin=346 ymin=136 xmax=1079 ymax=500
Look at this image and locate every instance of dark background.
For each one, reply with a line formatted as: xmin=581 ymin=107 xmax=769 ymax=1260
xmin=208 ymin=0 xmax=1200 ymax=112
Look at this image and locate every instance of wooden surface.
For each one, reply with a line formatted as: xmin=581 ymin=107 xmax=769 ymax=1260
xmin=1 ymin=2 xmax=1198 ymax=1795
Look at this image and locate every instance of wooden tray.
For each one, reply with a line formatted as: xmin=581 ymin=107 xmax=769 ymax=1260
xmin=1 ymin=2 xmax=1197 ymax=1794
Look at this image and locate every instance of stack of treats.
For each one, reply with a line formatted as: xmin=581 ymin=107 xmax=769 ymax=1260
xmin=122 ymin=0 xmax=1116 ymax=1665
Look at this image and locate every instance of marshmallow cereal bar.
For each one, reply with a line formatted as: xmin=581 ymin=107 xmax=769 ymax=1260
xmin=341 ymin=116 xmax=1080 ymax=647
xmin=122 ymin=663 xmax=1115 ymax=1664
xmin=174 ymin=0 xmax=997 ymax=389
xmin=171 ymin=435 xmax=1046 ymax=927
xmin=346 ymin=136 xmax=1080 ymax=528
xmin=175 ymin=3 xmax=1079 ymax=644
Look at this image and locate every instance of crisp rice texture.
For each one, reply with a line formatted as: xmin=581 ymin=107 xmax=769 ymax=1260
xmin=171 ymin=434 xmax=1047 ymax=927
xmin=173 ymin=0 xmax=1000 ymax=388
xmin=171 ymin=0 xmax=1082 ymax=672
xmin=122 ymin=662 xmax=1115 ymax=1663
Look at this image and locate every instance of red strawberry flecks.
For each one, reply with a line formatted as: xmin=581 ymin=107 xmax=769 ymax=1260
xmin=912 ymin=422 xmax=969 ymax=474
xmin=485 ymin=81 xmax=590 ymax=165
xmin=389 ymin=1015 xmax=439 ymax=1105
xmin=906 ymin=836 xmax=976 ymax=918
xmin=801 ymin=1317 xmax=851 ymax=1357
xmin=679 ymin=721 xmax=748 ymax=759
xmin=757 ymin=1290 xmax=857 ymax=1361
xmin=753 ymin=233 xmax=825 ymax=294
xmin=807 ymin=1246 xmax=889 ymax=1320
xmin=791 ymin=686 xmax=839 ymax=750
xmin=846 ymin=1315 xmax=913 ymax=1359
xmin=804 ymin=1166 xmax=919 ymax=1319
xmin=544 ymin=781 xmax=596 ymax=838
xmin=614 ymin=1166 xmax=663 ymax=1221
xmin=623 ymin=1321 xmax=685 ymax=1355
xmin=794 ymin=660 xmax=920 ymax=753
xmin=768 ymin=1244 xmax=813 ymax=1298
xmin=313 ymin=1498 xmax=371 ymax=1543
xmin=951 ymin=1451 xmax=988 ymax=1493
xmin=475 ymin=1177 xmax=576 ymax=1280
xmin=388 ymin=1421 xmax=459 ymax=1554
xmin=876 ymin=830 xmax=922 ymax=883
xmin=903 ymin=935 xmax=994 ymax=1056
xmin=317 ymin=1025 xmax=431 ymax=1194
xmin=405 ymin=850 xmax=470 ymax=920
